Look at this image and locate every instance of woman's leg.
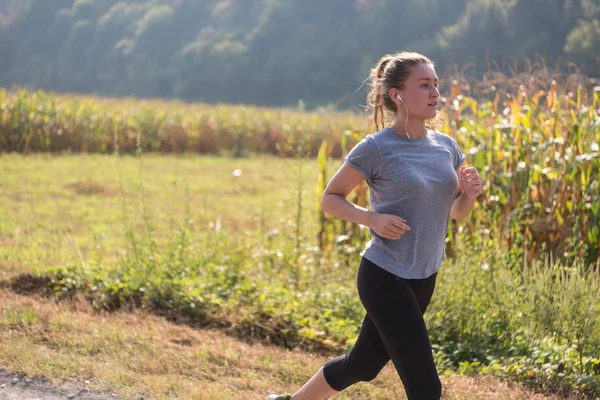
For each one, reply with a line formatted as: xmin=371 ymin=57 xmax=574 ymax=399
xmin=356 ymin=258 xmax=441 ymax=399
xmin=289 ymin=365 xmax=338 ymax=400
xmin=291 ymin=305 xmax=390 ymax=399
xmin=291 ymin=257 xmax=438 ymax=399
xmin=321 ymin=311 xmax=392 ymax=390
xmin=322 ymin=258 xmax=439 ymax=393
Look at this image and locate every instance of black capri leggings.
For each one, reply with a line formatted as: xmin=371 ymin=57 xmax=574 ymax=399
xmin=322 ymin=257 xmax=441 ymax=400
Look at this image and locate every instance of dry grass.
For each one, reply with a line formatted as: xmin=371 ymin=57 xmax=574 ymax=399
xmin=0 ymin=288 xmax=580 ymax=400
xmin=64 ymin=180 xmax=116 ymax=196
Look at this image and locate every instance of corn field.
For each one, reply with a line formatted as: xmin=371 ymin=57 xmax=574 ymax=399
xmin=0 ymin=88 xmax=364 ymax=157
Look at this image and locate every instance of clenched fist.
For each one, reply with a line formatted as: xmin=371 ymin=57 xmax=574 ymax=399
xmin=460 ymin=166 xmax=483 ymax=200
xmin=368 ymin=212 xmax=411 ymax=240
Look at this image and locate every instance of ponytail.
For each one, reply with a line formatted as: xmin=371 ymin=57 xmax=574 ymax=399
xmin=367 ymin=55 xmax=393 ymax=131
xmin=365 ymin=51 xmax=434 ymax=132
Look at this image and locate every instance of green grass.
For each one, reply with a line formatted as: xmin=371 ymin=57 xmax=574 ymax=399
xmin=0 ymin=152 xmax=326 ymax=278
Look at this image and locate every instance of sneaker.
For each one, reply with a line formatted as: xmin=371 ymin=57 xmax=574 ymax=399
xmin=267 ymin=395 xmax=291 ymax=400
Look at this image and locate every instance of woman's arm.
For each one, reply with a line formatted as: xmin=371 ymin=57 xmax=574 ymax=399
xmin=321 ymin=162 xmax=411 ymax=240
xmin=450 ymin=166 xmax=483 ymax=221
xmin=320 ymin=162 xmax=374 ymax=227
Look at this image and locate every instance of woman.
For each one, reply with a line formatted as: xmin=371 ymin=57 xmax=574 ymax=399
xmin=268 ymin=51 xmax=483 ymax=400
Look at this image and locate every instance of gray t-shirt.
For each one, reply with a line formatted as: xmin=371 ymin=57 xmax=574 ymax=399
xmin=345 ymin=127 xmax=466 ymax=279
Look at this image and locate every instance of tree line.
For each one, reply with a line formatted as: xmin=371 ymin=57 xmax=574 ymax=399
xmin=0 ymin=0 xmax=598 ymax=108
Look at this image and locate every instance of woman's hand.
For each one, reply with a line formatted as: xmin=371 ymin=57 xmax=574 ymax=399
xmin=368 ymin=212 xmax=411 ymax=240
xmin=460 ymin=166 xmax=483 ymax=200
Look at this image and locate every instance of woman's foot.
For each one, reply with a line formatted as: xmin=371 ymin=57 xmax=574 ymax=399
xmin=267 ymin=395 xmax=291 ymax=400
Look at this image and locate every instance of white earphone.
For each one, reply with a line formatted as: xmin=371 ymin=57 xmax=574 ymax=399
xmin=394 ymin=94 xmax=411 ymax=139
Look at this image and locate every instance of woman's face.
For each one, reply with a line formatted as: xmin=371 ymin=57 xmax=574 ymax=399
xmin=393 ymin=63 xmax=440 ymax=121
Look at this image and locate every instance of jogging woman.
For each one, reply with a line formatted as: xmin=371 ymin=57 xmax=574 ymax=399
xmin=268 ymin=51 xmax=483 ymax=400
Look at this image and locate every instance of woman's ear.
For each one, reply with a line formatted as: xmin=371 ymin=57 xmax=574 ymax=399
xmin=389 ymin=88 xmax=402 ymax=104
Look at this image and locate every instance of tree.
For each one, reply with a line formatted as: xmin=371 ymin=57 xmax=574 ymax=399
xmin=565 ymin=19 xmax=600 ymax=74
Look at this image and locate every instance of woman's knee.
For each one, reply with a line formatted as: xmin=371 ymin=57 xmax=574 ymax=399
xmin=322 ymin=354 xmax=384 ymax=389
xmin=430 ymin=377 xmax=442 ymax=399
xmin=355 ymin=368 xmax=381 ymax=383
xmin=407 ymin=376 xmax=442 ymax=400
xmin=351 ymin=354 xmax=387 ymax=383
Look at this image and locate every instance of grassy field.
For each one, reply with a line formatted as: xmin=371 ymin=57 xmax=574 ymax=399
xmin=0 ymin=152 xmax=322 ymax=278
xmin=0 ymin=153 xmax=598 ymax=399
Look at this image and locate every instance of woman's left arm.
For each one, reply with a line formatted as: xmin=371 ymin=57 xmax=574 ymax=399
xmin=450 ymin=166 xmax=483 ymax=221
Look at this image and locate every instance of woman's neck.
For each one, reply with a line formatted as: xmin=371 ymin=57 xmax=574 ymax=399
xmin=390 ymin=119 xmax=427 ymax=139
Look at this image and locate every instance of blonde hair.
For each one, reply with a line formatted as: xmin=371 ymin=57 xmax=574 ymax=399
xmin=366 ymin=51 xmax=445 ymax=132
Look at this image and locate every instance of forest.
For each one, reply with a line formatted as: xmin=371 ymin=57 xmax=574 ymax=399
xmin=1 ymin=0 xmax=599 ymax=108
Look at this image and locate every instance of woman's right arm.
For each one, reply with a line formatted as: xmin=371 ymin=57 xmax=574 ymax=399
xmin=320 ymin=162 xmax=411 ymax=240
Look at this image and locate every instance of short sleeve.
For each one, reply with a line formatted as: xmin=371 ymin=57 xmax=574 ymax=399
xmin=450 ymin=138 xmax=466 ymax=170
xmin=344 ymin=135 xmax=381 ymax=182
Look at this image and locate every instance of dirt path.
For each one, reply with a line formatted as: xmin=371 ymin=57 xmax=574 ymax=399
xmin=0 ymin=370 xmax=121 ymax=400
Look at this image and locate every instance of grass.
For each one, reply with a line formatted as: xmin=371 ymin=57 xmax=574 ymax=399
xmin=0 ymin=286 xmax=577 ymax=399
xmin=0 ymin=152 xmax=598 ymax=399
xmin=0 ymin=152 xmax=324 ymax=278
